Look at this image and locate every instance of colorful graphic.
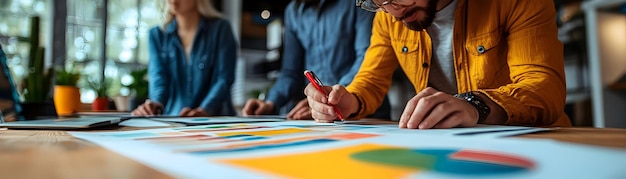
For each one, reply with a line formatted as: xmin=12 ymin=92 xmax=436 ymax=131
xmin=277 ymin=124 xmax=377 ymax=131
xmin=134 ymin=128 xmax=312 ymax=145
xmin=105 ymin=124 xmax=267 ymax=138
xmin=175 ymin=124 xmax=269 ymax=133
xmin=136 ymin=134 xmax=267 ymax=144
xmin=352 ymin=148 xmax=534 ymax=175
xmin=214 ymin=128 xmax=312 ymax=137
xmin=221 ymin=144 xmax=534 ymax=178
xmin=180 ymin=133 xmax=378 ymax=155
xmin=103 ymin=124 xmax=380 ymax=154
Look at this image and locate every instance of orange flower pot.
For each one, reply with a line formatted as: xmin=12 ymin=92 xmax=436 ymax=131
xmin=92 ymin=97 xmax=109 ymax=111
xmin=53 ymin=85 xmax=81 ymax=116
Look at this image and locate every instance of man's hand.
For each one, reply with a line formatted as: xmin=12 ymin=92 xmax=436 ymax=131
xmin=242 ymin=99 xmax=275 ymax=116
xmin=131 ymin=99 xmax=163 ymax=116
xmin=286 ymin=99 xmax=312 ymax=120
xmin=179 ymin=107 xmax=209 ymax=117
xmin=399 ymin=87 xmax=479 ymax=129
xmin=305 ymin=84 xmax=359 ymax=123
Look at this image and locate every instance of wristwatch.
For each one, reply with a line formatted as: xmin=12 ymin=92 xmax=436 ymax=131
xmin=454 ymin=92 xmax=490 ymax=123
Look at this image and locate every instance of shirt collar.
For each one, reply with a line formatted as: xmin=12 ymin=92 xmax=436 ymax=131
xmin=165 ymin=19 xmax=177 ymax=34
xmin=391 ymin=13 xmax=398 ymax=22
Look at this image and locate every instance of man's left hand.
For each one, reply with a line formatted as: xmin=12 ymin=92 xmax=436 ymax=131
xmin=399 ymin=87 xmax=479 ymax=129
xmin=287 ymin=99 xmax=313 ymax=120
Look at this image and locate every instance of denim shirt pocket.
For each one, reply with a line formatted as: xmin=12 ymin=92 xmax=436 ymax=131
xmin=160 ymin=51 xmax=176 ymax=60
xmin=465 ymin=27 xmax=508 ymax=88
xmin=158 ymin=48 xmax=178 ymax=67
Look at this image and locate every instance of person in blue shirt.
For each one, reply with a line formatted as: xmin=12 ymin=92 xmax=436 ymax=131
xmin=131 ymin=0 xmax=237 ymax=116
xmin=0 ymin=44 xmax=21 ymax=122
xmin=242 ymin=0 xmax=390 ymax=120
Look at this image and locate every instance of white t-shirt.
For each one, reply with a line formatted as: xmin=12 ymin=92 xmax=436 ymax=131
xmin=427 ymin=0 xmax=458 ymax=94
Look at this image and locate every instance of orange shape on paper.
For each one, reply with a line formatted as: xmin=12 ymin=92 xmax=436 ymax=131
xmin=220 ymin=144 xmax=419 ymax=179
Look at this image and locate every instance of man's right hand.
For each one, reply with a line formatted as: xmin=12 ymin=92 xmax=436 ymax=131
xmin=131 ymin=99 xmax=163 ymax=116
xmin=242 ymin=99 xmax=275 ymax=116
xmin=305 ymin=84 xmax=359 ymax=123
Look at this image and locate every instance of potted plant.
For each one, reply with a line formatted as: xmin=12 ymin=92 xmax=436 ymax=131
xmin=20 ymin=16 xmax=56 ymax=119
xmin=125 ymin=68 xmax=149 ymax=110
xmin=86 ymin=78 xmax=110 ymax=111
xmin=53 ymin=66 xmax=81 ymax=116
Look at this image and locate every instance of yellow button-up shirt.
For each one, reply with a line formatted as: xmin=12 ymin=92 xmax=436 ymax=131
xmin=346 ymin=0 xmax=571 ymax=126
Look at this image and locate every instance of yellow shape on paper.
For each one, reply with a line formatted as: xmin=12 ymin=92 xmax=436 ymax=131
xmin=216 ymin=128 xmax=312 ymax=137
xmin=221 ymin=144 xmax=419 ymax=179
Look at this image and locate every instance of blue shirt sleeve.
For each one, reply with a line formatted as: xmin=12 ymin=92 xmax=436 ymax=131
xmin=265 ymin=3 xmax=306 ymax=110
xmin=338 ymin=8 xmax=374 ymax=86
xmin=147 ymin=27 xmax=170 ymax=105
xmin=198 ymin=20 xmax=238 ymax=112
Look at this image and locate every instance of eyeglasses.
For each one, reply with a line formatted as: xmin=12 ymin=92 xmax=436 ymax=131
xmin=356 ymin=0 xmax=411 ymax=12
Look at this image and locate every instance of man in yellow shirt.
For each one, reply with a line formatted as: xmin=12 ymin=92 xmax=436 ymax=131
xmin=304 ymin=0 xmax=571 ymax=129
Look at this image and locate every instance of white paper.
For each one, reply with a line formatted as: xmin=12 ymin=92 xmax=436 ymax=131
xmin=70 ymin=121 xmax=626 ymax=179
xmin=119 ymin=119 xmax=175 ymax=127
xmin=332 ymin=121 xmax=550 ymax=137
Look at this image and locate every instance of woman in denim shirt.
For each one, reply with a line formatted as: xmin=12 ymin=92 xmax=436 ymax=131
xmin=242 ymin=0 xmax=391 ymax=120
xmin=132 ymin=0 xmax=237 ymax=116
xmin=0 ymin=45 xmax=21 ymax=122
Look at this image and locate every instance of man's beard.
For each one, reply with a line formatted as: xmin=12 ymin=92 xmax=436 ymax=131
xmin=401 ymin=0 xmax=438 ymax=31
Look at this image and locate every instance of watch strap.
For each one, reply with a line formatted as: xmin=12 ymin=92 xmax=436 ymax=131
xmin=454 ymin=92 xmax=490 ymax=123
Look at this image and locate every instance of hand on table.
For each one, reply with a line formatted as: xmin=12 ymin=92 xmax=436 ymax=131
xmin=399 ymin=87 xmax=479 ymax=129
xmin=179 ymin=107 xmax=209 ymax=117
xmin=131 ymin=99 xmax=163 ymax=116
xmin=242 ymin=99 xmax=275 ymax=116
xmin=286 ymin=99 xmax=312 ymax=120
xmin=304 ymin=84 xmax=359 ymax=123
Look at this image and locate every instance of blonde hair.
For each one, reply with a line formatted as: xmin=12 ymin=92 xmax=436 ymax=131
xmin=162 ymin=0 xmax=222 ymax=28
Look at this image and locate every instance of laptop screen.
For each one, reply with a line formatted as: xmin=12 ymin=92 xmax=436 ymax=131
xmin=0 ymin=44 xmax=21 ymax=122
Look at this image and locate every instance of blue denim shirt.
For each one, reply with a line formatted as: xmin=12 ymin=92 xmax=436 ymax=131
xmin=148 ymin=18 xmax=237 ymax=116
xmin=266 ymin=0 xmax=376 ymax=112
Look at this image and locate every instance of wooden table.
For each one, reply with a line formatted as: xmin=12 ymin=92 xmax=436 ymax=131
xmin=1 ymin=126 xmax=625 ymax=179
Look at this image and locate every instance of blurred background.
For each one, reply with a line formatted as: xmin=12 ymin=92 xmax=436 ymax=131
xmin=0 ymin=0 xmax=625 ymax=127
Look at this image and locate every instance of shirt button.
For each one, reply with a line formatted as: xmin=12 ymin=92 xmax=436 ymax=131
xmin=477 ymin=45 xmax=486 ymax=54
xmin=199 ymin=63 xmax=205 ymax=69
xmin=402 ymin=46 xmax=408 ymax=53
xmin=422 ymin=62 xmax=429 ymax=68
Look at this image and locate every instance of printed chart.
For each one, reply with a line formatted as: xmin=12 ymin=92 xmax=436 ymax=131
xmin=222 ymin=143 xmax=534 ymax=178
xmin=70 ymin=121 xmax=626 ymax=179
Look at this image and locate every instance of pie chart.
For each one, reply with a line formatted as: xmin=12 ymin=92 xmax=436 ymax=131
xmin=351 ymin=148 xmax=535 ymax=176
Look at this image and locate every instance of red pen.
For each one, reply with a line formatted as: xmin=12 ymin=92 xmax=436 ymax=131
xmin=304 ymin=70 xmax=345 ymax=121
